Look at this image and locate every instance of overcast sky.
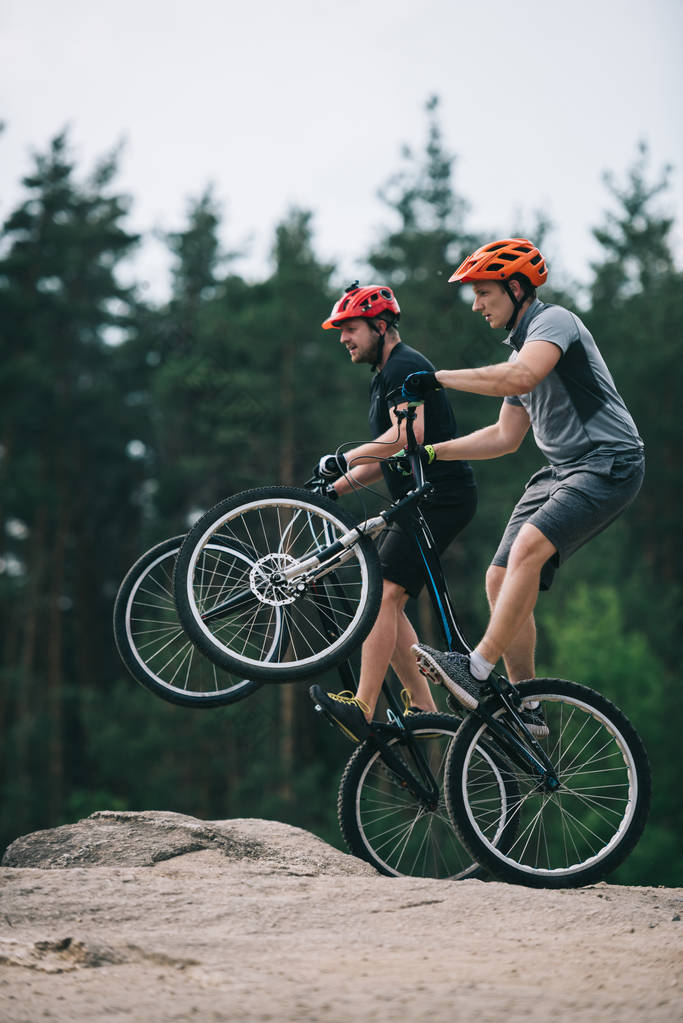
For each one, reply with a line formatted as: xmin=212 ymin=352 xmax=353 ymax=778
xmin=2 ymin=0 xmax=681 ymax=301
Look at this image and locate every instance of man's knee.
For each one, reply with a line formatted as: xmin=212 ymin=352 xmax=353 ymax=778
xmin=486 ymin=565 xmax=506 ymax=606
xmin=508 ymin=524 xmax=556 ymax=570
xmin=381 ymin=578 xmax=408 ymax=608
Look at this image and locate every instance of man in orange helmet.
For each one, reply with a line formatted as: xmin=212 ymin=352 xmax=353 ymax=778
xmin=403 ymin=240 xmax=644 ymax=733
xmin=309 ymin=282 xmax=477 ymax=742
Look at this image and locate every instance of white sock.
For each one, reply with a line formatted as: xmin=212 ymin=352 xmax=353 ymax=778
xmin=469 ymin=649 xmax=495 ymax=681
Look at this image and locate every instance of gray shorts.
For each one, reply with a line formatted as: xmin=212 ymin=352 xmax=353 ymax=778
xmin=491 ymin=449 xmax=645 ymax=591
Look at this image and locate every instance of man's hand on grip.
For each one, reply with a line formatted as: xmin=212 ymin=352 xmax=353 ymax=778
xmin=401 ymin=371 xmax=441 ymax=402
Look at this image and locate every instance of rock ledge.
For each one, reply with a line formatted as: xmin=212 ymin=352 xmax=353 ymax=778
xmin=1 ymin=810 xmax=375 ymax=876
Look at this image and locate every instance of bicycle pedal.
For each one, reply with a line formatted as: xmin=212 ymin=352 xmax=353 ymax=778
xmin=313 ymin=702 xmax=335 ymax=727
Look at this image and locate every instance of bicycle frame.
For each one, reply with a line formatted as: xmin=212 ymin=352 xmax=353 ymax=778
xmin=303 ymin=400 xmax=474 ymax=801
xmin=307 ymin=398 xmax=559 ymax=795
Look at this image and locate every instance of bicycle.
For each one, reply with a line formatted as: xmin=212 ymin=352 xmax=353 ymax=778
xmin=171 ymin=390 xmax=651 ymax=888
xmin=114 ymin=470 xmax=504 ymax=878
xmin=113 ymin=537 xmax=502 ymax=879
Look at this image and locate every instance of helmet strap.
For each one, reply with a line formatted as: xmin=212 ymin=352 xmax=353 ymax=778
xmin=369 ymin=321 xmax=386 ymax=372
xmin=503 ymin=280 xmax=527 ymax=331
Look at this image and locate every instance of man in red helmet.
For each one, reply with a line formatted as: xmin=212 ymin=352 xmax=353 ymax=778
xmin=309 ymin=282 xmax=477 ymax=742
xmin=404 ymin=240 xmax=644 ymax=733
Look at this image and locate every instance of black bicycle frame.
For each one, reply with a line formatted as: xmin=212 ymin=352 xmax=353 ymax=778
xmin=312 ymin=401 xmax=559 ymax=794
xmin=307 ymin=403 xmax=472 ymax=802
xmin=384 ymin=499 xmax=470 ymax=655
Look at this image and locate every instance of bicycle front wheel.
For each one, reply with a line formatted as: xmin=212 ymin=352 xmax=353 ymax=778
xmin=338 ymin=714 xmax=518 ymax=880
xmin=445 ymin=679 xmax=651 ymax=888
xmin=174 ymin=487 xmax=382 ymax=682
xmin=113 ymin=536 xmax=262 ymax=707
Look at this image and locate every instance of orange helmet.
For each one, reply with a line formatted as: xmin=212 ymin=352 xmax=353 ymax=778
xmin=449 ymin=239 xmax=548 ymax=287
xmin=322 ymin=282 xmax=401 ymax=330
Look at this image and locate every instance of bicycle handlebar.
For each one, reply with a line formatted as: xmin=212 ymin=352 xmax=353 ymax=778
xmin=306 ymin=392 xmax=426 ymax=495
xmin=393 ymin=403 xmax=426 ymax=489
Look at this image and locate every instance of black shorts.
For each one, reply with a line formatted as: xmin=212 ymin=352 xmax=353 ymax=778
xmin=376 ymin=488 xmax=477 ymax=598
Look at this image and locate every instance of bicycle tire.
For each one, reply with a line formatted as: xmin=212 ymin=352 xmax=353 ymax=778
xmin=113 ymin=536 xmax=263 ymax=707
xmin=444 ymin=679 xmax=651 ymax=888
xmin=337 ymin=713 xmax=519 ymax=880
xmin=174 ymin=487 xmax=382 ymax=682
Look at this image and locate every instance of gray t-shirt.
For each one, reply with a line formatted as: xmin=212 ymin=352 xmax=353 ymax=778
xmin=504 ymin=300 xmax=643 ymax=465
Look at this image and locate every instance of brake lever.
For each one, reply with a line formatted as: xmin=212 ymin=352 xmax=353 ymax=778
xmin=304 ymin=476 xmax=325 ymax=491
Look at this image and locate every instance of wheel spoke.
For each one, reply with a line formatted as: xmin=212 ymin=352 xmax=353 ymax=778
xmin=178 ymin=492 xmax=379 ymax=678
xmin=344 ymin=723 xmax=517 ymax=880
xmin=114 ymin=538 xmax=261 ymax=705
xmin=449 ymin=682 xmax=649 ymax=885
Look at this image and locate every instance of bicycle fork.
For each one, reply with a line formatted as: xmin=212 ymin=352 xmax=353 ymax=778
xmin=475 ymin=679 xmax=561 ymax=793
xmin=369 ymin=722 xmax=442 ymax=808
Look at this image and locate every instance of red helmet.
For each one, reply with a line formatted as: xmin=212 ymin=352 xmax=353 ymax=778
xmin=449 ymin=239 xmax=548 ymax=287
xmin=322 ymin=282 xmax=401 ymax=330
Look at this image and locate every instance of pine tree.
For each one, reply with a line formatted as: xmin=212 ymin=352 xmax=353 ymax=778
xmin=0 ymin=130 xmax=141 ymax=841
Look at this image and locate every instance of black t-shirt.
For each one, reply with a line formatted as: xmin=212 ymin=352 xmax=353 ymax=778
xmin=368 ymin=342 xmax=475 ymax=503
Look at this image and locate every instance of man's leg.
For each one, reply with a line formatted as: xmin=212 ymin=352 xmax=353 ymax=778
xmin=356 ymin=581 xmax=439 ymax=717
xmin=476 ymin=524 xmax=555 ymax=670
xmin=355 ymin=579 xmax=410 ymax=718
xmin=390 ymin=607 xmax=439 ymax=712
xmin=485 ymin=564 xmax=537 ymax=683
xmin=311 ymin=578 xmax=438 ymax=740
xmin=314 ymin=499 xmax=475 ymax=733
xmin=412 ymin=522 xmax=555 ymax=707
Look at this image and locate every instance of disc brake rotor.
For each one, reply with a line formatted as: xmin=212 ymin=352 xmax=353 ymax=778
xmin=249 ymin=553 xmax=302 ymax=606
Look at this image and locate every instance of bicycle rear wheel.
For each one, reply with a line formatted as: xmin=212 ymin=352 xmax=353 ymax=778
xmin=338 ymin=714 xmax=518 ymax=880
xmin=174 ymin=487 xmax=382 ymax=682
xmin=113 ymin=536 xmax=262 ymax=707
xmin=445 ymin=679 xmax=651 ymax=888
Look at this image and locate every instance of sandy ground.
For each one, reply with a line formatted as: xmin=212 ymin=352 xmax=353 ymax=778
xmin=0 ymin=814 xmax=681 ymax=1022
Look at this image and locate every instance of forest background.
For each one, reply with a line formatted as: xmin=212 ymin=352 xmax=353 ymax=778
xmin=1 ymin=101 xmax=681 ymax=885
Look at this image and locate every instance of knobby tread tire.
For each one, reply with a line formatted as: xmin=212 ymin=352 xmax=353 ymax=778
xmin=444 ymin=678 xmax=651 ymax=888
xmin=338 ymin=713 xmax=487 ymax=880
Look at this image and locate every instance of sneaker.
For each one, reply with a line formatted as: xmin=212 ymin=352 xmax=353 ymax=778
xmin=519 ymin=701 xmax=549 ymax=738
xmin=412 ymin=644 xmax=482 ymax=711
xmin=398 ymin=689 xmax=446 ymax=739
xmin=309 ymin=685 xmax=372 ymax=743
xmin=399 ymin=688 xmax=430 ymax=717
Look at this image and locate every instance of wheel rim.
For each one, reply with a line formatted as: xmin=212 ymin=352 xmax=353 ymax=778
xmin=125 ymin=543 xmax=261 ymax=699
xmin=354 ymin=727 xmax=508 ymax=879
xmin=460 ymin=693 xmax=640 ymax=879
xmin=185 ymin=498 xmax=372 ymax=674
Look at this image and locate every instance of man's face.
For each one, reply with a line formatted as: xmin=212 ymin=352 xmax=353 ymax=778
xmin=337 ymin=317 xmax=381 ymax=364
xmin=471 ymin=281 xmax=514 ymax=329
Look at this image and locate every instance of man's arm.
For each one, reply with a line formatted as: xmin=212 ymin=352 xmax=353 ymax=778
xmin=435 ymin=340 xmax=562 ymax=397
xmin=333 ymin=402 xmax=425 ymax=496
xmin=432 ymin=400 xmax=531 ymax=462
